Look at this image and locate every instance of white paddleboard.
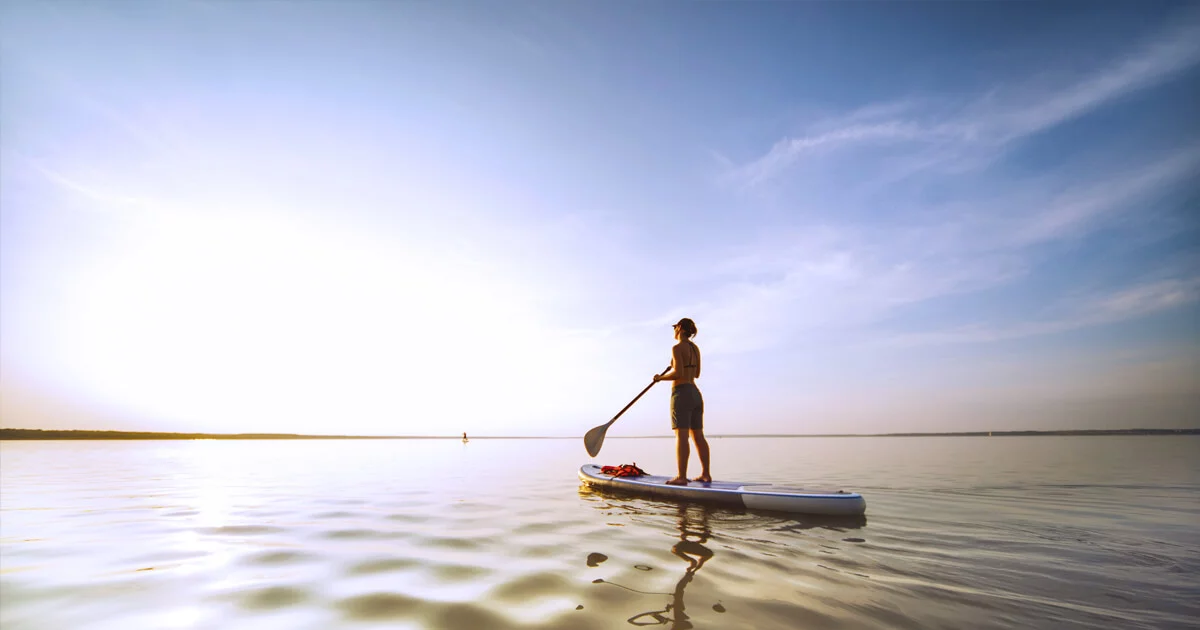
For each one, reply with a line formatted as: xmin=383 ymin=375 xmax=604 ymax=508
xmin=578 ymin=464 xmax=866 ymax=516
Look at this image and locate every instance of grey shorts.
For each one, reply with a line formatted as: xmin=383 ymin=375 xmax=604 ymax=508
xmin=670 ymin=384 xmax=704 ymax=431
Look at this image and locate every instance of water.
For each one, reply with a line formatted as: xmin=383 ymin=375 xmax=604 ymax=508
xmin=1 ymin=436 xmax=1197 ymax=629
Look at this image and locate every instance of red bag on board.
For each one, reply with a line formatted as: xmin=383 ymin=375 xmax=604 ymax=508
xmin=600 ymin=463 xmax=648 ymax=478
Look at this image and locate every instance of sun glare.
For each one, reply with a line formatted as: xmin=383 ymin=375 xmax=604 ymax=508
xmin=56 ymin=210 xmax=567 ymax=434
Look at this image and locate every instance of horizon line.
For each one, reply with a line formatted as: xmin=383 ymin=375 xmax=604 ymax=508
xmin=1 ymin=427 xmax=1196 ymax=440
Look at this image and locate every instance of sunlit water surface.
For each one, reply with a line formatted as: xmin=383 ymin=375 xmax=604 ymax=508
xmin=2 ymin=436 xmax=1197 ymax=629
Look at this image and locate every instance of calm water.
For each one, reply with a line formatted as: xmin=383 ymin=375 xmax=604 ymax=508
xmin=1 ymin=436 xmax=1197 ymax=629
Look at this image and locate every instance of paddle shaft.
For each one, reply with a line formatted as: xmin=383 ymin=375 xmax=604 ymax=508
xmin=605 ymin=365 xmax=672 ymax=426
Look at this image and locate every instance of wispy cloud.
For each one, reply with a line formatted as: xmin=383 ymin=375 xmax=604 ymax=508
xmin=12 ymin=155 xmax=162 ymax=216
xmin=726 ymin=12 xmax=1200 ymax=188
xmin=883 ymin=277 xmax=1200 ymax=347
xmin=686 ymin=11 xmax=1200 ymax=357
xmin=732 ymin=121 xmax=929 ymax=187
xmin=1006 ymin=147 xmax=1200 ymax=246
xmin=994 ymin=16 xmax=1200 ymax=142
xmin=684 ymin=141 xmax=1198 ymax=356
xmin=2 ymin=52 xmax=181 ymax=160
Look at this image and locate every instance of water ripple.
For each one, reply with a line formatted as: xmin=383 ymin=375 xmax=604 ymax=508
xmin=2 ymin=437 xmax=1197 ymax=630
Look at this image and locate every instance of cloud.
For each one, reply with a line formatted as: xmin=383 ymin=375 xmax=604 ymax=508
xmin=681 ymin=140 xmax=1198 ymax=357
xmin=993 ymin=16 xmax=1200 ymax=142
xmin=882 ymin=277 xmax=1200 ymax=347
xmin=15 ymin=156 xmax=156 ymax=213
xmin=1 ymin=48 xmax=181 ymax=159
xmin=726 ymin=11 xmax=1200 ymax=188
xmin=686 ymin=11 xmax=1200 ymax=357
xmin=732 ymin=121 xmax=928 ymax=187
xmin=999 ymin=146 xmax=1200 ymax=247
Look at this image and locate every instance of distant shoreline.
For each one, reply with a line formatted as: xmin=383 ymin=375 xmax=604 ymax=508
xmin=1 ymin=428 xmax=1196 ymax=441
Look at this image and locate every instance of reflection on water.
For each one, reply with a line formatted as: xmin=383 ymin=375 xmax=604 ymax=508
xmin=624 ymin=504 xmax=714 ymax=629
xmin=2 ymin=437 xmax=1197 ymax=630
xmin=580 ymin=485 xmax=869 ymax=629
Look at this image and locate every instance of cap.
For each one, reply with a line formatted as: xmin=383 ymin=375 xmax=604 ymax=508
xmin=673 ymin=318 xmax=697 ymax=337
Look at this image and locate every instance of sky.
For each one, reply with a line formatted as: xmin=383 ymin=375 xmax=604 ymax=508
xmin=1 ymin=2 xmax=1197 ymax=437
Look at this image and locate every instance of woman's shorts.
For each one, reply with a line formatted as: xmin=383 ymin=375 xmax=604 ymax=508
xmin=670 ymin=384 xmax=704 ymax=431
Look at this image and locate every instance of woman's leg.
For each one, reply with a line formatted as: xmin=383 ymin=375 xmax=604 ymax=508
xmin=691 ymin=429 xmax=711 ymax=482
xmin=668 ymin=387 xmax=692 ymax=485
xmin=667 ymin=429 xmax=690 ymax=485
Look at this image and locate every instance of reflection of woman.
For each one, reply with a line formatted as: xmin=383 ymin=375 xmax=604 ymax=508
xmin=627 ymin=504 xmax=714 ymax=628
xmin=668 ymin=504 xmax=713 ymax=628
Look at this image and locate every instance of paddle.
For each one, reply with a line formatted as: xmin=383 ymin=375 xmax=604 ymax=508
xmin=584 ymin=365 xmax=672 ymax=458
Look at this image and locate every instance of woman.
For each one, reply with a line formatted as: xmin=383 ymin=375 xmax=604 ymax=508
xmin=652 ymin=318 xmax=711 ymax=485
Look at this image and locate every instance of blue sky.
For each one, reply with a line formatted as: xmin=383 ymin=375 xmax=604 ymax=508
xmin=2 ymin=2 xmax=1197 ymax=436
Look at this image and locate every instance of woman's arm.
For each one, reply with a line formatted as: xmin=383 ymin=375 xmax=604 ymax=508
xmin=653 ymin=345 xmax=686 ymax=382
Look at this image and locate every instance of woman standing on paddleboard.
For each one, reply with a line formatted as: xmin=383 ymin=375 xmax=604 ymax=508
xmin=652 ymin=318 xmax=711 ymax=486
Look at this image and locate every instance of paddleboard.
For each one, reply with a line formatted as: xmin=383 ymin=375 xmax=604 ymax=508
xmin=578 ymin=464 xmax=866 ymax=516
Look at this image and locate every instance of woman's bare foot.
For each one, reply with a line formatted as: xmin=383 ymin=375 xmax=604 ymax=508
xmin=665 ymin=476 xmax=690 ymax=486
xmin=693 ymin=475 xmax=712 ymax=483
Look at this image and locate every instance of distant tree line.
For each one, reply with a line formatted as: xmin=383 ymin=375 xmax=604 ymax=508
xmin=0 ymin=429 xmax=385 ymax=440
xmin=1 ymin=427 xmax=1195 ymax=440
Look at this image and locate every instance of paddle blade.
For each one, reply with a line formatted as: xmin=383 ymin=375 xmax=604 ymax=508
xmin=583 ymin=422 xmax=609 ymax=458
xmin=586 ymin=365 xmax=668 ymax=458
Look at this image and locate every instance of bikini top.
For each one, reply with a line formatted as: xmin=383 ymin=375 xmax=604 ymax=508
xmin=682 ymin=340 xmax=699 ymax=369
